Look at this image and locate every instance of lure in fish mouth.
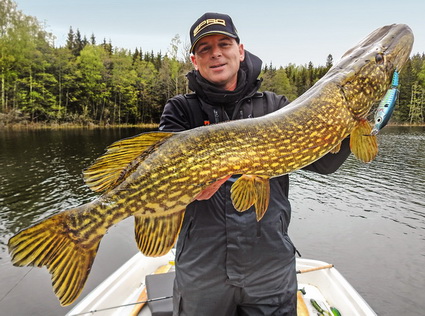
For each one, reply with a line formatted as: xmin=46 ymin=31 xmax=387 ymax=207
xmin=371 ymin=70 xmax=400 ymax=135
xmin=8 ymin=24 xmax=414 ymax=306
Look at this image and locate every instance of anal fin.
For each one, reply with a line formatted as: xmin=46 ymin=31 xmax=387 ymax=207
xmin=230 ymin=175 xmax=270 ymax=221
xmin=134 ymin=210 xmax=185 ymax=257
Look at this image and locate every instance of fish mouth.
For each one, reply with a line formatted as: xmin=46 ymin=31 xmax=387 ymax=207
xmin=325 ymin=23 xmax=414 ymax=87
xmin=385 ymin=24 xmax=414 ymax=70
xmin=340 ymin=24 xmax=414 ymax=72
xmin=318 ymin=24 xmax=414 ymax=119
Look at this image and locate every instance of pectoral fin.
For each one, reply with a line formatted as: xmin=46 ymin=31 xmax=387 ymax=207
xmin=350 ymin=119 xmax=378 ymax=163
xmin=134 ymin=210 xmax=184 ymax=257
xmin=230 ymin=175 xmax=270 ymax=221
xmin=195 ymin=175 xmax=232 ymax=200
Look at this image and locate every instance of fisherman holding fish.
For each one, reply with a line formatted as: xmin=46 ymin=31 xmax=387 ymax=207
xmin=159 ymin=12 xmax=352 ymax=316
xmin=8 ymin=11 xmax=413 ymax=311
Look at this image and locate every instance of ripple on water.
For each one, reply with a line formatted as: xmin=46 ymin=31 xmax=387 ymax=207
xmin=290 ymin=128 xmax=425 ymax=234
xmin=0 ymin=127 xmax=424 ymax=316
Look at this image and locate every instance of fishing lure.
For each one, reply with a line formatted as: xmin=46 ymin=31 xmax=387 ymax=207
xmin=371 ymin=70 xmax=399 ymax=135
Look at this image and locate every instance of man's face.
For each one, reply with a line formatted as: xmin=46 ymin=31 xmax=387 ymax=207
xmin=191 ymin=35 xmax=245 ymax=91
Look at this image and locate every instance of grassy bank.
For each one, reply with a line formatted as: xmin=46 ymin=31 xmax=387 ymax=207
xmin=2 ymin=121 xmax=424 ymax=131
xmin=0 ymin=122 xmax=159 ymax=130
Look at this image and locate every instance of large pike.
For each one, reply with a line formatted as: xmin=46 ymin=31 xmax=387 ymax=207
xmin=8 ymin=24 xmax=413 ymax=306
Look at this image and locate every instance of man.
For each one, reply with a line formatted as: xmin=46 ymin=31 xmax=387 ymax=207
xmin=159 ymin=12 xmax=351 ymax=316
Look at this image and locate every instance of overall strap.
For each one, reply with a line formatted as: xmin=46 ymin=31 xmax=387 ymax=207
xmin=181 ymin=93 xmax=232 ymax=128
xmin=182 ymin=93 xmax=210 ymax=128
xmin=251 ymin=92 xmax=269 ymax=118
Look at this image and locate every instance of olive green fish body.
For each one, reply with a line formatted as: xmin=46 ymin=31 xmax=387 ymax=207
xmin=96 ymin=101 xmax=351 ymax=219
xmin=8 ymin=24 xmax=414 ymax=306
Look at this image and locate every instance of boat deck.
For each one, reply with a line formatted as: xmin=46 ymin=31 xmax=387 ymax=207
xmin=67 ymin=252 xmax=376 ymax=316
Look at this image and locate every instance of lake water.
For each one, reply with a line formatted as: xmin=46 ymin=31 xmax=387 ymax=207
xmin=0 ymin=126 xmax=424 ymax=315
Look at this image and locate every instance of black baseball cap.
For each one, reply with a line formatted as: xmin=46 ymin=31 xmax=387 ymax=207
xmin=190 ymin=12 xmax=240 ymax=53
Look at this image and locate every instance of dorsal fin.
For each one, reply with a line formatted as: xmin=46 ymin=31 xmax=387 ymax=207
xmin=83 ymin=132 xmax=174 ymax=192
xmin=134 ymin=210 xmax=185 ymax=257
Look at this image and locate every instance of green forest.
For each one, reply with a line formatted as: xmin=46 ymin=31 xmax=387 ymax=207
xmin=1 ymin=0 xmax=424 ymax=128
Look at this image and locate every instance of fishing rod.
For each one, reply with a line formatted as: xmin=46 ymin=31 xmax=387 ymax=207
xmin=296 ymin=263 xmax=334 ymax=274
xmin=68 ymin=263 xmax=334 ymax=315
xmin=68 ymin=295 xmax=173 ymax=316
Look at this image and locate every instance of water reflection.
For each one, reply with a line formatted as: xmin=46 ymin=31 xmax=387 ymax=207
xmin=0 ymin=128 xmax=144 ymax=250
xmin=0 ymin=126 xmax=424 ymax=315
xmin=288 ymin=126 xmax=425 ymax=315
xmin=290 ymin=127 xmax=425 ymax=232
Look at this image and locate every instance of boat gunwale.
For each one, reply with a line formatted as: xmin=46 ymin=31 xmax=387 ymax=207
xmin=67 ymin=252 xmax=376 ymax=316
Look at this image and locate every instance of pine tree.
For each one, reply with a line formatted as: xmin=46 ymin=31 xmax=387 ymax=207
xmin=326 ymin=54 xmax=333 ymax=69
xmin=90 ymin=33 xmax=96 ymax=45
xmin=408 ymin=82 xmax=424 ymax=124
xmin=73 ymin=29 xmax=85 ymax=56
xmin=66 ymin=26 xmax=75 ymax=51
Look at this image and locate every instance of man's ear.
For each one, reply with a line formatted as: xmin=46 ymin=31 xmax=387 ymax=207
xmin=239 ymin=44 xmax=245 ymax=62
xmin=191 ymin=54 xmax=198 ymax=70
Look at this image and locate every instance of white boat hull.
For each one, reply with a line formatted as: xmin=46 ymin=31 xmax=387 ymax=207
xmin=67 ymin=251 xmax=376 ymax=316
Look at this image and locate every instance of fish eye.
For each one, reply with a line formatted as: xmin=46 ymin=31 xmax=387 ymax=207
xmin=375 ymin=53 xmax=384 ymax=64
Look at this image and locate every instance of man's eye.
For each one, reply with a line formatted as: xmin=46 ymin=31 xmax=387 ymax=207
xmin=197 ymin=47 xmax=209 ymax=54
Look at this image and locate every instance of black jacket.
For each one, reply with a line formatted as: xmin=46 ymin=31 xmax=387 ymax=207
xmin=159 ymin=51 xmax=351 ymax=306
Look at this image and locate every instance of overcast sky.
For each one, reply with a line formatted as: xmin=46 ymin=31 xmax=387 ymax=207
xmin=14 ymin=0 xmax=425 ymax=67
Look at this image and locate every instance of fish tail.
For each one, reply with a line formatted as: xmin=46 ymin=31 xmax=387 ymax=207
xmin=8 ymin=204 xmax=104 ymax=306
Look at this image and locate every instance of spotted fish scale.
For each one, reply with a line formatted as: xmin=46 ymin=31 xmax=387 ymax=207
xmin=8 ymin=24 xmax=414 ymax=306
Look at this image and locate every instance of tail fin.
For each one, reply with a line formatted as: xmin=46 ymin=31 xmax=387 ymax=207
xmin=8 ymin=206 xmax=104 ymax=306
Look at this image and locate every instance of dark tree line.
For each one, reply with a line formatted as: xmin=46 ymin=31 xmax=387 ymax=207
xmin=1 ymin=0 xmax=424 ymax=127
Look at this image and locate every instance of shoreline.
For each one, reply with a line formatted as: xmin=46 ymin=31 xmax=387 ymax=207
xmin=0 ymin=122 xmax=160 ymax=130
xmin=1 ymin=122 xmax=424 ymax=131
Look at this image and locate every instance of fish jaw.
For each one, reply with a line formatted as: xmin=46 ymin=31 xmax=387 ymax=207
xmin=324 ymin=24 xmax=413 ymax=120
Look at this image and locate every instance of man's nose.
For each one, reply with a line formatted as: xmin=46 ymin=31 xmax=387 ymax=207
xmin=211 ymin=45 xmax=222 ymax=58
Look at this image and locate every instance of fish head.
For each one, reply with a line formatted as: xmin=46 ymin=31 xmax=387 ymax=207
xmin=328 ymin=24 xmax=414 ymax=119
